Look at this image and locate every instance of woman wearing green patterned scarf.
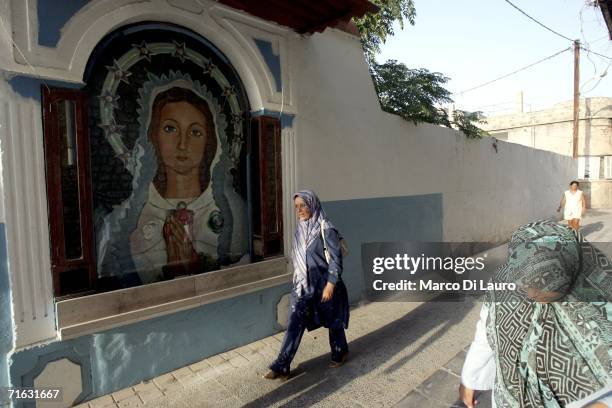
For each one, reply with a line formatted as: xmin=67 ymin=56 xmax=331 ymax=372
xmin=460 ymin=220 xmax=611 ymax=408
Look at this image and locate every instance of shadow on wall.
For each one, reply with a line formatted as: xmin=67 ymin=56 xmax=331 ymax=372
xmin=322 ymin=194 xmax=444 ymax=305
xmin=242 ymin=299 xmax=476 ymax=407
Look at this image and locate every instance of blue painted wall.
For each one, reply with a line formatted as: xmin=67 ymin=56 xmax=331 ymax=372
xmin=253 ymin=39 xmax=282 ymax=92
xmin=10 ymin=282 xmax=291 ymax=405
xmin=37 ymin=0 xmax=91 ymax=47
xmin=323 ymin=194 xmax=443 ymax=303
xmin=0 ymin=224 xmax=13 ymax=398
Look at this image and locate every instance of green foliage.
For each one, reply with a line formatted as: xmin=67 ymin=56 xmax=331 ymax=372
xmin=370 ymin=60 xmax=489 ymax=139
xmin=370 ymin=60 xmax=451 ymax=126
xmin=452 ymin=110 xmax=489 ymax=139
xmin=354 ymin=2 xmax=489 ymax=139
xmin=353 ymin=0 xmax=416 ymax=64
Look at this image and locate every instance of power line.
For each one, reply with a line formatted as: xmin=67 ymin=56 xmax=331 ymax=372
xmin=590 ymin=35 xmax=610 ymax=44
xmin=582 ymin=59 xmax=611 ymax=93
xmin=580 ymin=46 xmax=612 ymax=60
xmin=455 ymin=47 xmax=572 ymax=95
xmin=579 ymin=3 xmax=599 ymax=82
xmin=503 ymin=0 xmax=574 ymax=42
xmin=580 ymin=45 xmax=612 ymax=90
xmin=576 ymin=4 xmax=610 ymax=90
xmin=502 ymin=2 xmax=611 ymax=59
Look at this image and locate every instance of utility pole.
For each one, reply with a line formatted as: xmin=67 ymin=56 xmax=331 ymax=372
xmin=572 ymin=40 xmax=580 ymax=158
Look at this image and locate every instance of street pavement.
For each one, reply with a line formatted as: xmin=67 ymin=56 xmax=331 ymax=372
xmin=77 ymin=210 xmax=612 ymax=408
xmin=575 ymin=208 xmax=612 ymax=243
xmin=79 ymin=299 xmax=485 ymax=408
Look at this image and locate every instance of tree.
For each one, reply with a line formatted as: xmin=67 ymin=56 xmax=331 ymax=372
xmin=452 ymin=110 xmax=489 ymax=139
xmin=370 ymin=60 xmax=488 ymax=139
xmin=370 ymin=61 xmax=451 ymax=126
xmin=353 ymin=0 xmax=416 ymax=65
xmin=353 ymin=1 xmax=489 ymax=139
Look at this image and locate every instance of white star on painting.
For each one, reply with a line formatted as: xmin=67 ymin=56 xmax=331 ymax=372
xmin=132 ymin=41 xmax=152 ymax=62
xmin=173 ymin=41 xmax=187 ymax=63
xmin=203 ymin=61 xmax=216 ymax=76
xmin=98 ymin=119 xmax=125 ymax=137
xmin=105 ymin=60 xmax=132 ymax=84
xmin=222 ymin=86 xmax=235 ymax=98
xmin=97 ymin=91 xmax=120 ymax=109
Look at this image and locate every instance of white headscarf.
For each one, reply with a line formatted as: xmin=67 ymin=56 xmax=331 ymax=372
xmin=292 ymin=190 xmax=333 ymax=296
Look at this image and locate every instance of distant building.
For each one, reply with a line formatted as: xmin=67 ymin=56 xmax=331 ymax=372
xmin=480 ymin=97 xmax=612 ymax=207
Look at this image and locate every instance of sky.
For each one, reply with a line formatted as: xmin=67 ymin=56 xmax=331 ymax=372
xmin=377 ymin=0 xmax=612 ymax=116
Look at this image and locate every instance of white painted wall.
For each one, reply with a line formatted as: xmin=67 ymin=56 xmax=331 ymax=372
xmin=292 ymin=29 xmax=576 ymax=242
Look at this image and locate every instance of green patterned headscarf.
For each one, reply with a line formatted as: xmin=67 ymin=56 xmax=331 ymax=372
xmin=486 ymin=220 xmax=611 ymax=408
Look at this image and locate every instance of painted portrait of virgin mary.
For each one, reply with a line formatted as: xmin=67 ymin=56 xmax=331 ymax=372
xmin=130 ymin=86 xmax=224 ymax=279
xmin=97 ymin=73 xmax=248 ymax=284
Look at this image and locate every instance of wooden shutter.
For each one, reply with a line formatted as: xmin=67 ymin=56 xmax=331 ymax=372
xmin=250 ymin=116 xmax=283 ymax=259
xmin=42 ymin=87 xmax=96 ymax=297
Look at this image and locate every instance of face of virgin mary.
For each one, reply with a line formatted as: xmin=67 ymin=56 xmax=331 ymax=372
xmin=156 ymin=101 xmax=207 ymax=176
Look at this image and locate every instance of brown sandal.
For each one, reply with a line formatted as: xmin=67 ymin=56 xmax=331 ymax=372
xmin=263 ymin=370 xmax=290 ymax=380
xmin=328 ymin=352 xmax=349 ymax=368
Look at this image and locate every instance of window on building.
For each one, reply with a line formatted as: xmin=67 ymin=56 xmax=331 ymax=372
xmin=42 ymin=88 xmax=97 ymax=296
xmin=577 ymin=156 xmax=602 ymax=180
xmin=250 ymin=116 xmax=283 ymax=260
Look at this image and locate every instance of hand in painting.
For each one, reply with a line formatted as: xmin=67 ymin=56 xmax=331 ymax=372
xmin=163 ymin=214 xmax=195 ymax=263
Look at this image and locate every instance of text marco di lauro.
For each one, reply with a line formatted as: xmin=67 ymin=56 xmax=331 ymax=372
xmin=372 ymin=279 xmax=516 ymax=291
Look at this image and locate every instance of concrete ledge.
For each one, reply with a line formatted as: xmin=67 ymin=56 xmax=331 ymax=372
xmin=57 ymin=257 xmax=290 ymax=340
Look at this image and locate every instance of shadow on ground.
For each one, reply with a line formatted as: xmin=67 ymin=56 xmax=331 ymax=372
xmin=242 ymin=299 xmax=475 ymax=408
xmin=581 ymin=221 xmax=604 ymax=236
xmin=395 ymin=346 xmax=493 ymax=408
xmin=582 ymin=209 xmax=610 ymax=217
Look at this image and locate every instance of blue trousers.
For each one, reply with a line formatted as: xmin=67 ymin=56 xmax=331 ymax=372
xmin=270 ymin=295 xmax=348 ymax=374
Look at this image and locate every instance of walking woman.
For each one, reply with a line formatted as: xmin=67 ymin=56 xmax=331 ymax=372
xmin=460 ymin=220 xmax=611 ymax=408
xmin=264 ymin=190 xmax=350 ymax=379
xmin=557 ymin=180 xmax=586 ymax=231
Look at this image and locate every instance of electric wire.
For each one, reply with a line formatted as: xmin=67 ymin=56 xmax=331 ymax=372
xmin=455 ymin=47 xmax=572 ymax=95
xmin=503 ymin=0 xmax=574 ymax=42
xmin=502 ymin=0 xmax=611 ymax=60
